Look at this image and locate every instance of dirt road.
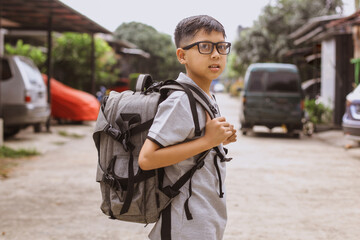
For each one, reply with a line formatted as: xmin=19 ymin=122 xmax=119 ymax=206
xmin=1 ymin=93 xmax=360 ymax=240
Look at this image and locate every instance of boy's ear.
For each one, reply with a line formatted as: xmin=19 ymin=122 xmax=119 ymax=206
xmin=176 ymin=48 xmax=186 ymax=65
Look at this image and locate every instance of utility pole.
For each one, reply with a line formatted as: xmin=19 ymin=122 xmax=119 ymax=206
xmin=0 ymin=7 xmax=4 ymax=146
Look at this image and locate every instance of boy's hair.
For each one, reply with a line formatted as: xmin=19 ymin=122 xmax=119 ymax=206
xmin=174 ymin=15 xmax=226 ymax=48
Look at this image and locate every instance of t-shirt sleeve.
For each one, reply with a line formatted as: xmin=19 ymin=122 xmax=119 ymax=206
xmin=147 ymin=91 xmax=195 ymax=147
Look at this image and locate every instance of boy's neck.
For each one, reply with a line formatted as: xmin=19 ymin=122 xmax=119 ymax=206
xmin=186 ymin=74 xmax=212 ymax=97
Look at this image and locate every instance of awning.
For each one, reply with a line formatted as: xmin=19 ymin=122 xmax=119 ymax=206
xmin=0 ymin=0 xmax=111 ymax=34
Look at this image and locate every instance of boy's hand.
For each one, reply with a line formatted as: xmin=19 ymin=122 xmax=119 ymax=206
xmin=204 ymin=113 xmax=234 ymax=148
xmin=223 ymin=124 xmax=237 ymax=145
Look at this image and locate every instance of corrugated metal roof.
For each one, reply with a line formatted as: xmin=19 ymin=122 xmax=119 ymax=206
xmin=0 ymin=0 xmax=111 ymax=34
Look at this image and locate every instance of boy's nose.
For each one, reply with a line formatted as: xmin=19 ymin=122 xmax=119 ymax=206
xmin=211 ymin=48 xmax=220 ymax=58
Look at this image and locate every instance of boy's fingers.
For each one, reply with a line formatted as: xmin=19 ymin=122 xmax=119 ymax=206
xmin=211 ymin=116 xmax=226 ymax=122
xmin=221 ymin=122 xmax=230 ymax=128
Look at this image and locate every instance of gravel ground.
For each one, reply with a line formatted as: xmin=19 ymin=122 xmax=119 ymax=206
xmin=1 ymin=93 xmax=360 ymax=240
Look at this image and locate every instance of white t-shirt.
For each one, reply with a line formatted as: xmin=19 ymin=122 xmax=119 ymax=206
xmin=147 ymin=73 xmax=227 ymax=240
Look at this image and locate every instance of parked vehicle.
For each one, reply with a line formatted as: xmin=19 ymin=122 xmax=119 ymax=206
xmin=42 ymin=74 xmax=100 ymax=123
xmin=239 ymin=63 xmax=304 ymax=137
xmin=0 ymin=55 xmax=50 ymax=138
xmin=213 ymin=82 xmax=225 ymax=93
xmin=342 ymin=84 xmax=360 ymax=141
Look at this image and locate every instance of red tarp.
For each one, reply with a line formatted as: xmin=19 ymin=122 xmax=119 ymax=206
xmin=42 ymin=74 xmax=100 ymax=121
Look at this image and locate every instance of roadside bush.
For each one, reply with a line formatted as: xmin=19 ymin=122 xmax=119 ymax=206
xmin=305 ymin=99 xmax=332 ymax=124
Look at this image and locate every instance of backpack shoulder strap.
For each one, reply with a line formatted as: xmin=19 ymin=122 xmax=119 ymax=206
xmin=160 ymin=80 xmax=202 ymax=137
xmin=161 ymin=82 xmax=218 ymax=120
xmin=182 ymin=83 xmax=218 ymax=118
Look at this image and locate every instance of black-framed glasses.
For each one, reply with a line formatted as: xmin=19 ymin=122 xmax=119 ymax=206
xmin=182 ymin=41 xmax=231 ymax=55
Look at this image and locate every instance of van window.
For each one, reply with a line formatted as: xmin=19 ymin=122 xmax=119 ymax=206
xmin=266 ymin=71 xmax=299 ymax=93
xmin=0 ymin=59 xmax=12 ymax=81
xmin=247 ymin=71 xmax=266 ymax=92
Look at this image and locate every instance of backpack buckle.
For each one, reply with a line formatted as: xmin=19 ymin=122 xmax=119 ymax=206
xmin=145 ymin=81 xmax=164 ymax=94
xmin=102 ymin=174 xmax=119 ymax=190
xmin=120 ymin=130 xmax=135 ymax=152
xmin=104 ymin=124 xmax=122 ymax=141
xmin=209 ymin=105 xmax=218 ymax=115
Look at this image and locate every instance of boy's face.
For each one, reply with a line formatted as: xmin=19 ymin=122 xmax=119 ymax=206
xmin=176 ymin=29 xmax=228 ymax=85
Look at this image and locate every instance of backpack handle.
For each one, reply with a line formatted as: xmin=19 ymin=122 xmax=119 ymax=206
xmin=136 ymin=74 xmax=153 ymax=92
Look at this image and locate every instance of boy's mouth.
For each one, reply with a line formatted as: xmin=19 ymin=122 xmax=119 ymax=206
xmin=209 ymin=64 xmax=220 ymax=70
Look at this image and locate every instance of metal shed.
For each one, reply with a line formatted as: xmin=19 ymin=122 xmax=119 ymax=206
xmin=0 ymin=0 xmax=111 ymax=132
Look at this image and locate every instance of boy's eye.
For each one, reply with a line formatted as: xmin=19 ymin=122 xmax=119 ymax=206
xmin=217 ymin=43 xmax=228 ymax=53
xmin=217 ymin=43 xmax=230 ymax=54
xmin=199 ymin=43 xmax=212 ymax=52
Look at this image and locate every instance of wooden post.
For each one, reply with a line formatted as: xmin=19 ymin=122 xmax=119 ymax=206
xmin=0 ymin=8 xmax=3 ymax=145
xmin=90 ymin=33 xmax=96 ymax=95
xmin=45 ymin=4 xmax=53 ymax=132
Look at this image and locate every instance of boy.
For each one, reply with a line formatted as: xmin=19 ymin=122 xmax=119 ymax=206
xmin=139 ymin=15 xmax=237 ymax=240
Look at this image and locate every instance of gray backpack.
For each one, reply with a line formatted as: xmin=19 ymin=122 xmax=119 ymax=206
xmin=93 ymin=74 xmax=228 ymax=237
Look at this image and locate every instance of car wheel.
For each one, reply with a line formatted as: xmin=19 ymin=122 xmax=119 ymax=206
xmin=4 ymin=127 xmax=21 ymax=138
xmin=33 ymin=123 xmax=42 ymax=133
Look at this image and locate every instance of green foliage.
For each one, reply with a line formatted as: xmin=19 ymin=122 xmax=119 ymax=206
xmin=57 ymin=130 xmax=85 ymax=139
xmin=231 ymin=0 xmax=344 ymax=77
xmin=5 ymin=40 xmax=47 ymax=72
xmin=0 ymin=146 xmax=40 ymax=158
xmin=305 ymin=99 xmax=333 ymax=124
xmin=52 ymin=33 xmax=118 ymax=92
xmin=114 ymin=22 xmax=184 ymax=80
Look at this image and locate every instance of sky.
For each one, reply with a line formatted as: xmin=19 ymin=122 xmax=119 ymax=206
xmin=60 ymin=0 xmax=356 ymax=42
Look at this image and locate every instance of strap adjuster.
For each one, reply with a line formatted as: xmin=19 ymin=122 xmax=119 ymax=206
xmin=102 ymin=173 xmax=119 ymax=190
xmin=104 ymin=124 xmax=122 ymax=141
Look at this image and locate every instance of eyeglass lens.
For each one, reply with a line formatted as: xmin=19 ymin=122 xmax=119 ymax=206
xmin=198 ymin=42 xmax=230 ymax=55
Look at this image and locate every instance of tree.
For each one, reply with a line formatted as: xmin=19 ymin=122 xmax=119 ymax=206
xmin=114 ymin=22 xmax=184 ymax=80
xmin=231 ymin=0 xmax=344 ymax=77
xmin=5 ymin=40 xmax=47 ymax=72
xmin=52 ymin=32 xmax=118 ymax=92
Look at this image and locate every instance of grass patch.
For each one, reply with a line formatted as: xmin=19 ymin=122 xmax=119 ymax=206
xmin=58 ymin=130 xmax=85 ymax=139
xmin=0 ymin=146 xmax=40 ymax=158
xmin=0 ymin=146 xmax=40 ymax=178
xmin=0 ymin=159 xmax=18 ymax=178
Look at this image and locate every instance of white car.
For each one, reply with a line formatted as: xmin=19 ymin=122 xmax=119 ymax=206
xmin=0 ymin=55 xmax=50 ymax=137
xmin=342 ymin=85 xmax=360 ymax=141
xmin=213 ymin=82 xmax=225 ymax=93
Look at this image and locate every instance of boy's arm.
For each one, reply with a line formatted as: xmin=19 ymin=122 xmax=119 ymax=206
xmin=139 ymin=115 xmax=233 ymax=170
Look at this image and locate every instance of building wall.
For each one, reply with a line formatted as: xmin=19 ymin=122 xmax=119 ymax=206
xmin=320 ymin=38 xmax=336 ymax=109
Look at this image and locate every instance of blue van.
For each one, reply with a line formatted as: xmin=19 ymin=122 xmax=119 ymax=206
xmin=239 ymin=63 xmax=304 ymax=136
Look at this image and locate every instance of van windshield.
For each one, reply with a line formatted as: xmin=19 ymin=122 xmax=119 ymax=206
xmin=247 ymin=70 xmax=299 ymax=93
xmin=247 ymin=71 xmax=265 ymax=92
xmin=266 ymin=71 xmax=299 ymax=93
